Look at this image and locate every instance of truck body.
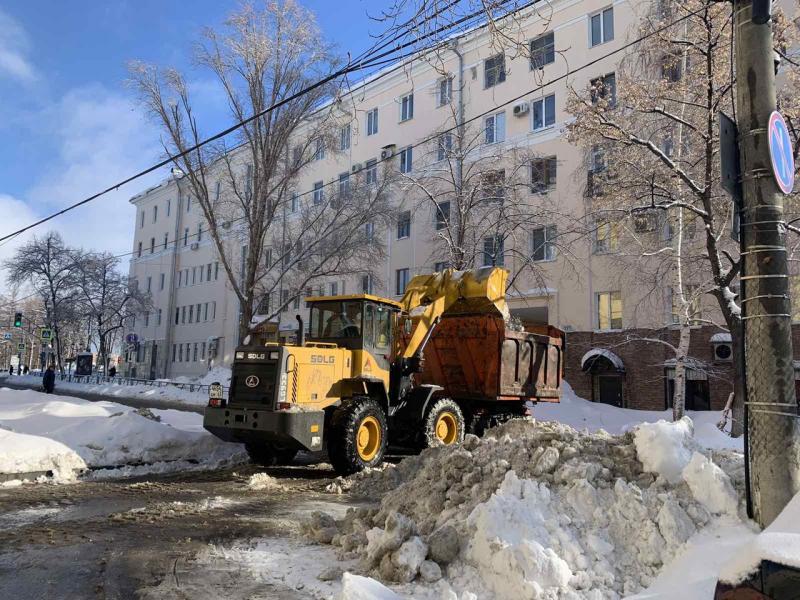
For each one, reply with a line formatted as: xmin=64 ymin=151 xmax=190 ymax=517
xmin=203 ymin=268 xmax=564 ymax=474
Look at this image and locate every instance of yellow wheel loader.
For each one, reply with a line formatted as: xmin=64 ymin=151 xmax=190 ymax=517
xmin=203 ymin=267 xmax=563 ymax=475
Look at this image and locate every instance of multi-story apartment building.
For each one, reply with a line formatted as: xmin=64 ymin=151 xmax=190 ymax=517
xmin=126 ymin=0 xmax=794 ymax=411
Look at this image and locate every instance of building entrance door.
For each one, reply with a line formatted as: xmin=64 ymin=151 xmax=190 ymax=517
xmin=596 ymin=375 xmax=623 ymax=407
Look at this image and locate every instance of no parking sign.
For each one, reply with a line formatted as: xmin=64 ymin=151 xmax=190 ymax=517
xmin=768 ymin=111 xmax=795 ymax=195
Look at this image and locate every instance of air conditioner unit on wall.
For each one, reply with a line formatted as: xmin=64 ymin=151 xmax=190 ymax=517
xmin=380 ymin=144 xmax=397 ymax=160
xmin=513 ymin=101 xmax=530 ymax=117
xmin=351 ymin=163 xmax=363 ymax=174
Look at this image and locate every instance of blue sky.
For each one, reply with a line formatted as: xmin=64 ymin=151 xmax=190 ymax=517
xmin=0 ymin=0 xmax=381 ymax=264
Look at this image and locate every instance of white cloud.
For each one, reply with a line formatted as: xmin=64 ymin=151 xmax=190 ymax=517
xmin=0 ymin=8 xmax=37 ymax=83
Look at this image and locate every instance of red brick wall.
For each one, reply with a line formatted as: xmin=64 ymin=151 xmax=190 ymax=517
xmin=563 ymin=326 xmax=741 ymax=411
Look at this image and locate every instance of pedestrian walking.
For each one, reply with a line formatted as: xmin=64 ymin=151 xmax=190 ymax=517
xmin=109 ymin=365 xmax=117 ymax=378
xmin=9 ymin=365 xmax=13 ymax=376
xmin=23 ymin=365 xmax=28 ymax=375
xmin=42 ymin=365 xmax=55 ymax=394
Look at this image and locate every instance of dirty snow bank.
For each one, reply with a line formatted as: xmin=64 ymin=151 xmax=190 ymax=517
xmin=0 ymin=388 xmax=245 ymax=479
xmin=306 ymin=418 xmax=749 ymax=598
xmin=0 ymin=428 xmax=86 ymax=481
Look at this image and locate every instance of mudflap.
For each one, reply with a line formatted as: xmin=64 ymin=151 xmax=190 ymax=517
xmin=713 ymin=560 xmax=800 ymax=599
xmin=203 ymin=406 xmax=325 ymax=452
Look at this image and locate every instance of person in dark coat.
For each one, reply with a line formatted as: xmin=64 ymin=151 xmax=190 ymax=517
xmin=8 ymin=365 xmax=13 ymax=376
xmin=42 ymin=365 xmax=55 ymax=394
xmin=22 ymin=365 xmax=28 ymax=375
xmin=109 ymin=365 xmax=117 ymax=378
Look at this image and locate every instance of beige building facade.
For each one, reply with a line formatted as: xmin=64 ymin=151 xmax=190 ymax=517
xmin=125 ymin=0 xmax=715 ymax=386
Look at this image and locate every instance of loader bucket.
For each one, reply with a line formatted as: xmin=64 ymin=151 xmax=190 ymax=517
xmin=400 ymin=267 xmax=509 ymax=318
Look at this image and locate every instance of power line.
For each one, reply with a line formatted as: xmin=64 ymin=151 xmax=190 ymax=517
xmin=0 ymin=0 xmax=531 ymax=245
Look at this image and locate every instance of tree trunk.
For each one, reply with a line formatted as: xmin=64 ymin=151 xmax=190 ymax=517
xmin=672 ymin=322 xmax=691 ymax=421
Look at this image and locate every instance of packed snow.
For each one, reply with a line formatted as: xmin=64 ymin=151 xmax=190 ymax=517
xmin=300 ymin=408 xmax=777 ymax=599
xmin=0 ymin=387 xmax=245 ymax=481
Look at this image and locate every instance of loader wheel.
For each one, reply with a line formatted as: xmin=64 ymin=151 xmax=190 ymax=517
xmin=328 ymin=397 xmax=387 ymax=475
xmin=422 ymin=398 xmax=465 ymax=448
xmin=245 ymin=442 xmax=297 ymax=467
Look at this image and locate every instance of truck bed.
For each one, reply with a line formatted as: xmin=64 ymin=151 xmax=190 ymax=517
xmin=402 ymin=314 xmax=563 ymax=403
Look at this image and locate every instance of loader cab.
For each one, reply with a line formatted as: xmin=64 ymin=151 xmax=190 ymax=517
xmin=306 ymin=295 xmax=401 ymax=368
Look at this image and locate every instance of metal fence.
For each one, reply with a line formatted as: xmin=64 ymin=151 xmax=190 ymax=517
xmin=27 ymin=371 xmax=228 ymax=396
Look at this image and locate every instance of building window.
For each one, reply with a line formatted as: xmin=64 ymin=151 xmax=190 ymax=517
xmin=281 ymin=289 xmax=290 ymax=312
xmin=215 ymin=262 xmax=219 ymax=280
xmin=175 ymin=308 xmax=179 ymax=325
xmin=482 ymin=235 xmax=504 ymax=267
xmin=192 ymin=267 xmax=197 ymax=285
xmin=437 ymin=133 xmax=453 ymax=162
xmin=532 ymin=225 xmax=557 ymax=261
xmin=597 ymin=291 xmax=622 ymax=329
xmin=397 ymin=210 xmax=411 ymax=239
xmin=178 ymin=344 xmax=183 ymax=362
xmin=189 ymin=305 xmax=194 ymax=323
xmin=160 ymin=273 xmax=165 ymax=290
xmin=365 ymin=159 xmax=378 ymax=185
xmin=293 ymin=294 xmax=300 ymax=309
xmin=146 ymin=276 xmax=152 ymax=292
xmin=399 ymin=146 xmax=413 ymax=173
xmin=313 ymin=181 xmax=324 ymax=205
xmin=438 ymin=77 xmax=453 ymax=106
xmin=400 ymin=93 xmax=414 ymax=122
xmin=167 ymin=199 xmax=171 ymax=216
xmin=206 ymin=263 xmax=212 ymax=280
xmin=163 ymin=233 xmax=169 ymax=248
xmin=193 ymin=343 xmax=198 ymax=362
xmin=480 ymin=170 xmax=506 ymax=203
xmin=531 ymin=156 xmax=558 ymax=192
xmin=594 ymin=221 xmax=620 ymax=253
xmin=204 ymin=302 xmax=209 ymax=321
xmin=314 ymin=138 xmax=325 ymax=161
xmin=183 ymin=228 xmax=189 ymax=246
xmin=435 ymin=201 xmax=450 ymax=230
xmin=590 ymin=7 xmax=614 ymax=47
xmin=181 ymin=306 xmax=186 ymax=324
xmin=590 ymin=73 xmax=617 ymax=106
xmin=338 ymin=172 xmax=351 ymax=201
xmin=291 ymin=192 xmax=299 ymax=213
xmin=144 ymin=312 xmax=149 ymax=327
xmin=150 ymin=237 xmax=155 ymax=254
xmin=197 ymin=223 xmax=203 ymax=242
xmin=366 ymin=107 xmax=378 ymax=136
xmin=201 ymin=342 xmax=206 ymax=360
xmin=340 ymin=123 xmax=351 ymax=151
xmin=329 ymin=281 xmax=338 ymax=296
xmin=484 ymin=53 xmax=506 ymax=88
xmin=670 ymin=285 xmax=702 ymax=325
xmin=137 ymin=241 xmax=142 ymax=258
xmin=530 ymin=31 xmax=555 ymax=69
xmin=396 ymin=268 xmax=410 ymax=295
xmin=212 ymin=301 xmax=217 ymax=320
xmin=186 ymin=196 xmax=191 ymax=212
xmin=361 ymin=274 xmax=373 ymax=294
xmin=157 ymin=309 xmax=162 ymax=326
xmin=485 ymin=111 xmax=506 ymax=144
xmin=152 ymin=205 xmax=158 ymax=223
xmin=365 ymin=221 xmax=375 ymax=241
xmin=532 ymin=94 xmax=556 ymax=131
xmin=140 ymin=211 xmax=144 ymax=228
xmin=172 ymin=344 xmax=177 ymax=362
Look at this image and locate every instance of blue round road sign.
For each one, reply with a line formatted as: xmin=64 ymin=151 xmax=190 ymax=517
xmin=768 ymin=111 xmax=795 ymax=195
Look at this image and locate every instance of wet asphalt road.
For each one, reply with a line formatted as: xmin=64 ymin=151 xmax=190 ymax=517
xmin=0 ymin=463 xmax=353 ymax=599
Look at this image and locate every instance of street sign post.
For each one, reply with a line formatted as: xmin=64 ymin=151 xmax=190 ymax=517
xmin=17 ymin=343 xmax=25 ymax=351
xmin=2 ymin=333 xmax=12 ymax=341
xmin=125 ymin=333 xmax=139 ymax=345
xmin=768 ymin=111 xmax=795 ymax=195
xmin=40 ymin=328 xmax=52 ymax=341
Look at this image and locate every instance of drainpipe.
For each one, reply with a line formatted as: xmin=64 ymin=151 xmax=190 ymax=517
xmin=450 ymin=40 xmax=465 ymax=266
xmin=163 ymin=175 xmax=184 ymax=379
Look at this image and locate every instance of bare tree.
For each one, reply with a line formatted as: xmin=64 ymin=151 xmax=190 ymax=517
xmin=130 ymin=0 xmax=387 ymax=342
xmin=567 ymin=0 xmax=761 ymax=429
xmin=3 ymin=232 xmax=80 ymax=373
xmin=75 ymin=252 xmax=150 ymax=374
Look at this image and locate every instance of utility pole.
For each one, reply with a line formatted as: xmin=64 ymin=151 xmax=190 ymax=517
xmin=733 ymin=0 xmax=800 ymax=527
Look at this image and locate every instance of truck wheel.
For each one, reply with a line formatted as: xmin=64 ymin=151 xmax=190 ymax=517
xmin=422 ymin=398 xmax=465 ymax=448
xmin=245 ymin=442 xmax=297 ymax=467
xmin=328 ymin=397 xmax=387 ymax=475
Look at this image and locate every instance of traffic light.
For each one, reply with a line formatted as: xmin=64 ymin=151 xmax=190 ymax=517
xmin=13 ymin=312 xmax=22 ymax=328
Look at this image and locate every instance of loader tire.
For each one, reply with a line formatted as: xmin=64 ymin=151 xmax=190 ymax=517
xmin=422 ymin=398 xmax=465 ymax=448
xmin=245 ymin=442 xmax=297 ymax=467
xmin=328 ymin=396 xmax=387 ymax=475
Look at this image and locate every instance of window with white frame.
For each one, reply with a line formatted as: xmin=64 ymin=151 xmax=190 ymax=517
xmin=197 ymin=223 xmax=203 ymax=242
xmin=366 ymin=107 xmax=379 ymax=136
xmin=150 ymin=237 xmax=155 ymax=254
xmin=532 ymin=94 xmax=556 ymax=131
xmin=140 ymin=211 xmax=144 ymax=228
xmin=435 ymin=201 xmax=450 ymax=230
xmin=400 ymin=93 xmax=414 ymax=121
xmin=361 ymin=273 xmax=373 ymax=294
xmin=291 ymin=192 xmax=299 ymax=212
xmin=590 ymin=72 xmax=616 ymax=106
xmin=160 ymin=273 xmax=165 ymax=290
xmin=152 ymin=205 xmax=158 ymax=223
xmin=365 ymin=221 xmax=375 ymax=241
xmin=365 ymin=158 xmax=378 ymax=185
xmin=397 ymin=210 xmax=411 ymax=239
xmin=590 ymin=7 xmax=614 ymax=47
xmin=281 ymin=289 xmax=290 ymax=312
xmin=594 ymin=220 xmax=619 ymax=253
xmin=399 ymin=146 xmax=413 ymax=173
xmin=313 ymin=181 xmax=324 ymax=205
xmin=314 ymin=138 xmax=325 ymax=161
xmin=329 ymin=281 xmax=338 ymax=296
xmin=481 ymin=170 xmax=506 ymax=202
xmin=137 ymin=241 xmax=142 ymax=257
xmin=146 ymin=276 xmax=152 ymax=292
xmin=532 ymin=225 xmax=557 ymax=261
xmin=597 ymin=291 xmax=622 ymax=329
xmin=163 ymin=233 xmax=168 ymax=248
xmin=396 ymin=268 xmax=410 ymax=295
xmin=485 ymin=111 xmax=506 ymax=144
xmin=530 ymin=31 xmax=555 ymax=69
xmin=437 ymin=133 xmax=453 ymax=161
xmin=338 ymin=172 xmax=351 ymax=200
xmin=167 ymin=199 xmax=171 ymax=216
xmin=484 ymin=53 xmax=506 ymax=88
xmin=482 ymin=235 xmax=504 ymax=266
xmin=531 ymin=156 xmax=557 ymax=192
xmin=340 ymin=123 xmax=351 ymax=151
xmin=157 ymin=309 xmax=162 ymax=326
xmin=438 ymin=77 xmax=453 ymax=106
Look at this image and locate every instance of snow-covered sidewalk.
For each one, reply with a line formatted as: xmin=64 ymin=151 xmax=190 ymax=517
xmin=0 ymin=387 xmax=245 ymax=483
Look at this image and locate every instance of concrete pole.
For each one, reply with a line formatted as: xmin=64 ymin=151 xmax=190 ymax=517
xmin=734 ymin=0 xmax=800 ymax=527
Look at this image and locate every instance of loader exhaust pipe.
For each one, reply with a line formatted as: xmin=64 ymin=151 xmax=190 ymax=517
xmin=296 ymin=315 xmax=305 ymax=346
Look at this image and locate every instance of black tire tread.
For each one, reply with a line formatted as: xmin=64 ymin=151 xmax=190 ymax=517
xmin=327 ymin=396 xmax=388 ymax=475
xmin=422 ymin=398 xmax=465 ymax=448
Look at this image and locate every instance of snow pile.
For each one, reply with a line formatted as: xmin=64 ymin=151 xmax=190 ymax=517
xmin=196 ymin=366 xmax=232 ymax=387
xmin=247 ymin=472 xmax=285 ymax=491
xmin=0 ymin=388 xmax=245 ymax=477
xmin=536 ymin=381 xmax=741 ymax=452
xmin=0 ymin=428 xmax=86 ymax=481
xmin=306 ymin=418 xmax=746 ymax=598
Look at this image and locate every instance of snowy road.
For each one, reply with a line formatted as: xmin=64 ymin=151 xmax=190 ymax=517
xmin=0 ymin=379 xmax=204 ymax=414
xmin=0 ymin=463 xmax=357 ymax=599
